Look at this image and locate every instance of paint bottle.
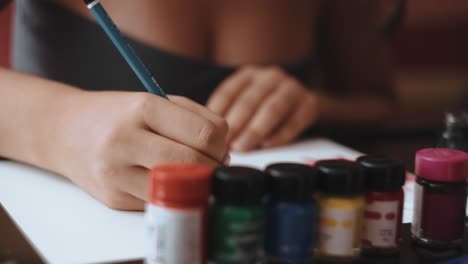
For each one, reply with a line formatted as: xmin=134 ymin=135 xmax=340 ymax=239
xmin=358 ymin=155 xmax=405 ymax=255
xmin=412 ymin=148 xmax=468 ymax=248
xmin=145 ymin=164 xmax=212 ymax=264
xmin=264 ymin=163 xmax=319 ymax=263
xmin=211 ymin=166 xmax=265 ymax=264
xmin=315 ymin=160 xmax=365 ymax=260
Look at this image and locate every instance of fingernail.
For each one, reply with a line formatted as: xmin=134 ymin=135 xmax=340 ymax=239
xmin=232 ymin=134 xmax=253 ymax=152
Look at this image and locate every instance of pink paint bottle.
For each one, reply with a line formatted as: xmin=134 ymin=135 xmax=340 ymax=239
xmin=412 ymin=148 xmax=468 ymax=249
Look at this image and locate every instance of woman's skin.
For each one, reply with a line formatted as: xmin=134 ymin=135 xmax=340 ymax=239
xmin=0 ymin=0 xmax=393 ymax=210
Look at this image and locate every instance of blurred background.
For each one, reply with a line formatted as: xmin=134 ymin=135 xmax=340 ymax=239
xmin=0 ymin=0 xmax=467 ymax=130
xmin=389 ymin=0 xmax=468 ymax=129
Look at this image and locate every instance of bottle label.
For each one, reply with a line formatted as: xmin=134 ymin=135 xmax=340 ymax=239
xmin=146 ymin=205 xmax=202 ymax=264
xmin=265 ymin=202 xmax=316 ymax=261
xmin=411 ymin=183 xmax=423 ymax=238
xmin=411 ymin=182 xmax=466 ymax=241
xmin=362 ymin=200 xmax=399 ymax=248
xmin=214 ymin=206 xmax=263 ymax=263
xmin=318 ymin=207 xmax=358 ymax=256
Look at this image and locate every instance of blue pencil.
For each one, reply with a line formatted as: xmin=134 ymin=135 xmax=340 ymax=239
xmin=83 ymin=0 xmax=168 ymax=98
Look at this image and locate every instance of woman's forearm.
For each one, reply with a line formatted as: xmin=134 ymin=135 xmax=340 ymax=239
xmin=0 ymin=67 xmax=80 ymax=169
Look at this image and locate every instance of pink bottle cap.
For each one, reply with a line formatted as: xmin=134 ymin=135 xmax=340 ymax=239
xmin=415 ymin=148 xmax=468 ymax=182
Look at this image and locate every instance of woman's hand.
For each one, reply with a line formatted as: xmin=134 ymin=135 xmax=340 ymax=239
xmin=207 ymin=66 xmax=319 ymax=152
xmin=53 ymin=91 xmax=228 ymax=210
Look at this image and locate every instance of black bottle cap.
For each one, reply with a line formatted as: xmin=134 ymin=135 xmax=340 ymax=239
xmin=357 ymin=155 xmax=406 ymax=191
xmin=316 ymin=160 xmax=365 ymax=195
xmin=212 ymin=166 xmax=265 ymax=206
xmin=265 ymin=163 xmax=318 ymax=203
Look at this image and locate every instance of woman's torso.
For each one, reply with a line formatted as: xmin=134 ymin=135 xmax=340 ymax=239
xmin=13 ymin=0 xmax=320 ymax=104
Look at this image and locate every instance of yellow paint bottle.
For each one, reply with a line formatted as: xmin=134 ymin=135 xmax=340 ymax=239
xmin=315 ymin=160 xmax=365 ymax=260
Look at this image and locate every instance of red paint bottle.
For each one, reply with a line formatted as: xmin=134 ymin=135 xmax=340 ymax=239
xmin=358 ymin=155 xmax=405 ymax=255
xmin=146 ymin=164 xmax=212 ymax=264
xmin=412 ymin=148 xmax=468 ymax=249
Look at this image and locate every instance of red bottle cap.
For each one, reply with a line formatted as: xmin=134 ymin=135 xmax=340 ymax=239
xmin=415 ymin=148 xmax=468 ymax=182
xmin=149 ymin=164 xmax=212 ymax=205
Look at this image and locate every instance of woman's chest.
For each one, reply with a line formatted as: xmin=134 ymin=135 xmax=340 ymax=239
xmin=58 ymin=0 xmax=320 ymax=65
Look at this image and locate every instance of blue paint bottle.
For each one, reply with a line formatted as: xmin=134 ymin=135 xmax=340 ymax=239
xmin=264 ymin=163 xmax=319 ymax=263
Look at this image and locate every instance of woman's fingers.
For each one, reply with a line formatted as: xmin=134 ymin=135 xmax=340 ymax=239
xmin=106 ymin=130 xmax=220 ymax=206
xmin=263 ymin=94 xmax=318 ymax=148
xmin=131 ymin=130 xmax=220 ymax=169
xmin=170 ymin=95 xmax=230 ymax=161
xmin=90 ymin=164 xmax=146 ymax=209
xmin=231 ymin=79 xmax=301 ymax=151
xmin=206 ymin=67 xmax=256 ymax=116
xmin=111 ymin=165 xmax=149 ymax=202
xmin=140 ymin=94 xmax=228 ymax=163
xmin=207 ymin=66 xmax=319 ymax=151
xmin=170 ymin=95 xmax=226 ymax=127
xmin=224 ymin=67 xmax=285 ymax=142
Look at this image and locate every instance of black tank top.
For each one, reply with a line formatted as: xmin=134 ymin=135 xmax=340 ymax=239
xmin=12 ymin=0 xmax=315 ymax=104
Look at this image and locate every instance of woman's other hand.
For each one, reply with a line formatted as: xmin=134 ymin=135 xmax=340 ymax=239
xmin=207 ymin=66 xmax=319 ymax=152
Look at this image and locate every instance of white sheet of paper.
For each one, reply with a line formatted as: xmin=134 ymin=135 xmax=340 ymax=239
xmin=0 ymin=162 xmax=145 ymax=264
xmin=0 ymin=138 xmax=416 ymax=264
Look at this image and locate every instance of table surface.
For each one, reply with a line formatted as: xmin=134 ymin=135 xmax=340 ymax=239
xmin=2 ymin=134 xmax=467 ymax=264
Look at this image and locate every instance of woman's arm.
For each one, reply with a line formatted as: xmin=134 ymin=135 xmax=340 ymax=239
xmin=0 ymin=67 xmax=78 ymax=168
xmin=317 ymin=0 xmax=394 ymax=125
xmin=0 ymin=67 xmax=228 ymax=210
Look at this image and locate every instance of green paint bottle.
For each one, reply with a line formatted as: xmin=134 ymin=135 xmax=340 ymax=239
xmin=211 ymin=166 xmax=265 ymax=264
